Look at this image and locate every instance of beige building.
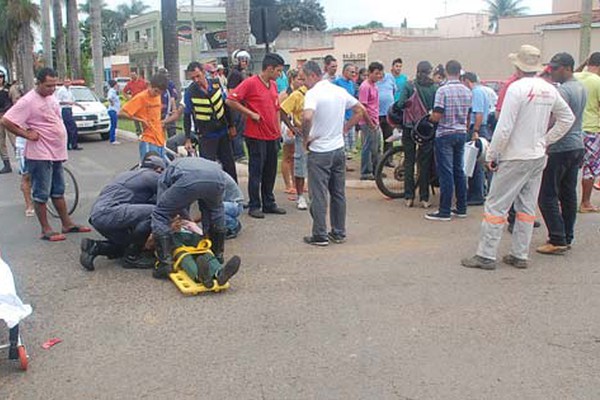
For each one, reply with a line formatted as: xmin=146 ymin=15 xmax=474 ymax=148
xmin=436 ymin=13 xmax=491 ymax=38
xmin=539 ymin=10 xmax=600 ymax=62
xmin=552 ymin=0 xmax=585 ymax=13
xmin=497 ymin=13 xmax=574 ymax=34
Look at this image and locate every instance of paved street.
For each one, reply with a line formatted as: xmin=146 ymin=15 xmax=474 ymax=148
xmin=1 ymin=135 xmax=599 ymax=399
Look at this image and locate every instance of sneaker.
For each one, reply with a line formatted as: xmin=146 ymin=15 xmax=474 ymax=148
xmin=536 ymin=243 xmax=568 ymax=255
xmin=216 ymin=255 xmax=241 ymax=286
xmin=461 ymin=255 xmax=497 ymax=270
xmin=451 ymin=209 xmax=467 ymax=218
xmin=297 ymin=196 xmax=308 ymax=210
xmin=327 ymin=232 xmax=346 ymax=244
xmin=502 ymin=254 xmax=528 ymax=269
xmin=303 ymin=235 xmax=329 ymax=246
xmin=110 ymin=141 xmax=121 ymax=145
xmin=405 ymin=199 xmax=414 ymax=208
xmin=424 ymin=211 xmax=451 ymax=221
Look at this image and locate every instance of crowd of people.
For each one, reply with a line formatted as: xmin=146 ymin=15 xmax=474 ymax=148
xmin=1 ymin=42 xmax=599 ymax=286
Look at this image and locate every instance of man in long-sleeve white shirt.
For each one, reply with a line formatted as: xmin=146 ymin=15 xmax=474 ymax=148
xmin=462 ymin=45 xmax=575 ymax=270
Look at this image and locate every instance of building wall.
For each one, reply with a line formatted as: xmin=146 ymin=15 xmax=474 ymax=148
xmin=541 ymin=27 xmax=600 ymax=63
xmin=369 ymin=33 xmax=542 ymax=80
xmin=498 ymin=13 xmax=574 ymax=34
xmin=553 ymin=0 xmax=583 ymax=13
xmin=437 ymin=13 xmax=490 ymax=38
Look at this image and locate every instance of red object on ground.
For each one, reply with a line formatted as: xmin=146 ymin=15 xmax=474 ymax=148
xmin=42 ymin=338 xmax=62 ymax=349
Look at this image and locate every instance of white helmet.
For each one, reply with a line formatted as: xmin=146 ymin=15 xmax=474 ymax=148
xmin=232 ymin=49 xmax=251 ymax=65
xmin=474 ymin=137 xmax=490 ymax=163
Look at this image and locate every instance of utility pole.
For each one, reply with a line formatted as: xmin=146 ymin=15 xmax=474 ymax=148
xmin=580 ymin=0 xmax=593 ymax=64
xmin=191 ymin=0 xmax=197 ymax=62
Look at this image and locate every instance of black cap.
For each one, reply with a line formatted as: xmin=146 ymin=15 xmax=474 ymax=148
xmin=548 ymin=52 xmax=575 ymax=69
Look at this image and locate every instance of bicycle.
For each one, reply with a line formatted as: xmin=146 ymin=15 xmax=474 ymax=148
xmin=48 ymin=165 xmax=79 ymax=218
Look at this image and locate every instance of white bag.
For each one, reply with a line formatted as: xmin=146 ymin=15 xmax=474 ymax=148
xmin=463 ymin=142 xmax=479 ymax=178
xmin=0 ymin=255 xmax=32 ymax=329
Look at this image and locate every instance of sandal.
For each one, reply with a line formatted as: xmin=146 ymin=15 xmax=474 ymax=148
xmin=284 ymin=188 xmax=297 ymax=195
xmin=579 ymin=206 xmax=600 ymax=213
xmin=40 ymin=231 xmax=66 ymax=242
xmin=62 ymin=225 xmax=92 ymax=234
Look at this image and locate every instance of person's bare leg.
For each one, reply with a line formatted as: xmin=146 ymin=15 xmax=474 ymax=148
xmin=581 ymin=178 xmax=597 ymax=210
xmin=295 ymin=177 xmax=305 ymax=197
xmin=281 ymin=143 xmax=295 ymax=192
xmin=50 ymin=196 xmax=76 ymax=231
xmin=34 ymin=202 xmax=55 ymax=235
xmin=21 ymin=175 xmax=34 ymax=213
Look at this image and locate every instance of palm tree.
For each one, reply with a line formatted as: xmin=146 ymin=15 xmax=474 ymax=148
xmin=486 ymin=0 xmax=528 ymax=32
xmin=66 ymin=0 xmax=81 ymax=79
xmin=226 ymin=0 xmax=251 ymax=54
xmin=0 ymin=0 xmax=40 ymax=91
xmin=53 ymin=0 xmax=67 ymax=79
xmin=90 ymin=0 xmax=104 ymax=97
xmin=161 ymin=0 xmax=180 ymax=90
xmin=117 ymin=0 xmax=151 ymax=18
xmin=41 ymin=0 xmax=53 ymax=68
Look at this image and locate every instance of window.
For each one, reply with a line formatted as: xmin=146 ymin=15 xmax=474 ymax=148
xmin=135 ymin=31 xmax=140 ymax=42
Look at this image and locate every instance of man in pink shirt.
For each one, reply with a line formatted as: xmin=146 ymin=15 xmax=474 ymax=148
xmin=359 ymin=62 xmax=384 ymax=180
xmin=1 ymin=68 xmax=90 ymax=241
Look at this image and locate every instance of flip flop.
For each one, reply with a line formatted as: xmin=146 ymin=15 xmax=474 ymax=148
xmin=41 ymin=231 xmax=66 ymax=242
xmin=62 ymin=225 xmax=92 ymax=234
xmin=579 ymin=207 xmax=600 ymax=213
xmin=594 ymin=182 xmax=600 ymax=191
xmin=284 ymin=188 xmax=297 ymax=195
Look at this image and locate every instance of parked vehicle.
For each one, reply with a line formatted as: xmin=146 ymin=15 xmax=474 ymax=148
xmin=70 ymin=86 xmax=111 ymax=140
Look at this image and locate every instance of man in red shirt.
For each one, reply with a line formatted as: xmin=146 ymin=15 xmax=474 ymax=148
xmin=123 ymin=72 xmax=148 ymax=134
xmin=226 ymin=53 xmax=286 ymax=219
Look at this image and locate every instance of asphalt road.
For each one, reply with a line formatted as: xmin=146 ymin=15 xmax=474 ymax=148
xmin=1 ymin=135 xmax=599 ymax=399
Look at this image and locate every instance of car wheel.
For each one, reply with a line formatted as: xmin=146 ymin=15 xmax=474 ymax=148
xmin=100 ymin=132 xmax=109 ymax=141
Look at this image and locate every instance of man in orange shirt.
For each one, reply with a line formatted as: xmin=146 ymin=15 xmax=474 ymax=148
xmin=120 ymin=74 xmax=179 ymax=160
xmin=123 ymin=72 xmax=148 ymax=134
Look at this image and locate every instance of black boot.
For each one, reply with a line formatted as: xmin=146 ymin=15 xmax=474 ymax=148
xmin=209 ymin=226 xmax=227 ymax=264
xmin=216 ymin=255 xmax=241 ymax=286
xmin=153 ymin=234 xmax=174 ymax=279
xmin=0 ymin=160 xmax=11 ymax=174
xmin=122 ymin=244 xmax=155 ymax=269
xmin=195 ymin=255 xmax=214 ymax=289
xmin=80 ymin=238 xmax=123 ymax=271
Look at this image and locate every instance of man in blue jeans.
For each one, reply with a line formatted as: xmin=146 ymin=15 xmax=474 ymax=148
xmin=426 ymin=60 xmax=472 ymax=221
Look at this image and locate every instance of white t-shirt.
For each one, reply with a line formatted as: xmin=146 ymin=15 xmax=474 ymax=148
xmin=303 ymin=80 xmax=358 ymax=153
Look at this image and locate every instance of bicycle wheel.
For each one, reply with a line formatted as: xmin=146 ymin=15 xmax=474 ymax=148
xmin=48 ymin=166 xmax=79 ymax=218
xmin=375 ymin=146 xmax=406 ymax=199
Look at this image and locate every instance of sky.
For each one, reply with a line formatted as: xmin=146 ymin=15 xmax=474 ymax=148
xmin=102 ymin=0 xmax=553 ymax=29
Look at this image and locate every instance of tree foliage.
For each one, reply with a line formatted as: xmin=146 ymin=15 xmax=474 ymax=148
xmin=251 ymin=0 xmax=327 ymax=31
xmin=485 ymin=0 xmax=528 ymax=32
xmin=352 ymin=21 xmax=384 ymax=30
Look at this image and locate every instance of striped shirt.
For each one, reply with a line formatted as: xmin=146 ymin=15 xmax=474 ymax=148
xmin=433 ymin=79 xmax=472 ymax=136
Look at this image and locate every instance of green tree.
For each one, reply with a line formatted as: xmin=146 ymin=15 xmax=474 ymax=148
xmin=352 ymin=21 xmax=384 ymax=30
xmin=486 ymin=0 xmax=528 ymax=32
xmin=116 ymin=0 xmax=150 ymax=18
xmin=250 ymin=0 xmax=327 ymax=32
xmin=0 ymin=0 xmax=40 ymax=90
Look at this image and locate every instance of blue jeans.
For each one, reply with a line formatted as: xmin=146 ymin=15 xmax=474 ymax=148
xmin=108 ymin=110 xmax=118 ymax=143
xmin=468 ymin=162 xmax=486 ymax=205
xmin=27 ymin=160 xmax=65 ymax=203
xmin=62 ymin=107 xmax=79 ymax=149
xmin=434 ymin=134 xmax=467 ymax=217
xmin=344 ymin=126 xmax=356 ymax=153
xmin=360 ymin=124 xmax=381 ymax=177
xmin=139 ymin=141 xmax=165 ymax=161
xmin=224 ymin=201 xmax=243 ymax=234
xmin=231 ymin=111 xmax=246 ymax=160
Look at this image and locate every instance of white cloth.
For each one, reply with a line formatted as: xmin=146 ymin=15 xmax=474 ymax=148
xmin=303 ymin=80 xmax=358 ymax=153
xmin=0 ymin=255 xmax=32 ymax=329
xmin=488 ymin=77 xmax=574 ymax=162
xmin=55 ymin=86 xmax=75 ymax=109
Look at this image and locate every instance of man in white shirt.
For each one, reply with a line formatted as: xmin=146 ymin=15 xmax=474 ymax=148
xmin=461 ymin=45 xmax=575 ymax=270
xmin=301 ymin=61 xmax=367 ymax=246
xmin=55 ymin=78 xmax=85 ymax=150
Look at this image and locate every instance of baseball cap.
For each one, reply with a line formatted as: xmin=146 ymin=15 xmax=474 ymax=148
xmin=548 ymin=52 xmax=575 ymax=69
